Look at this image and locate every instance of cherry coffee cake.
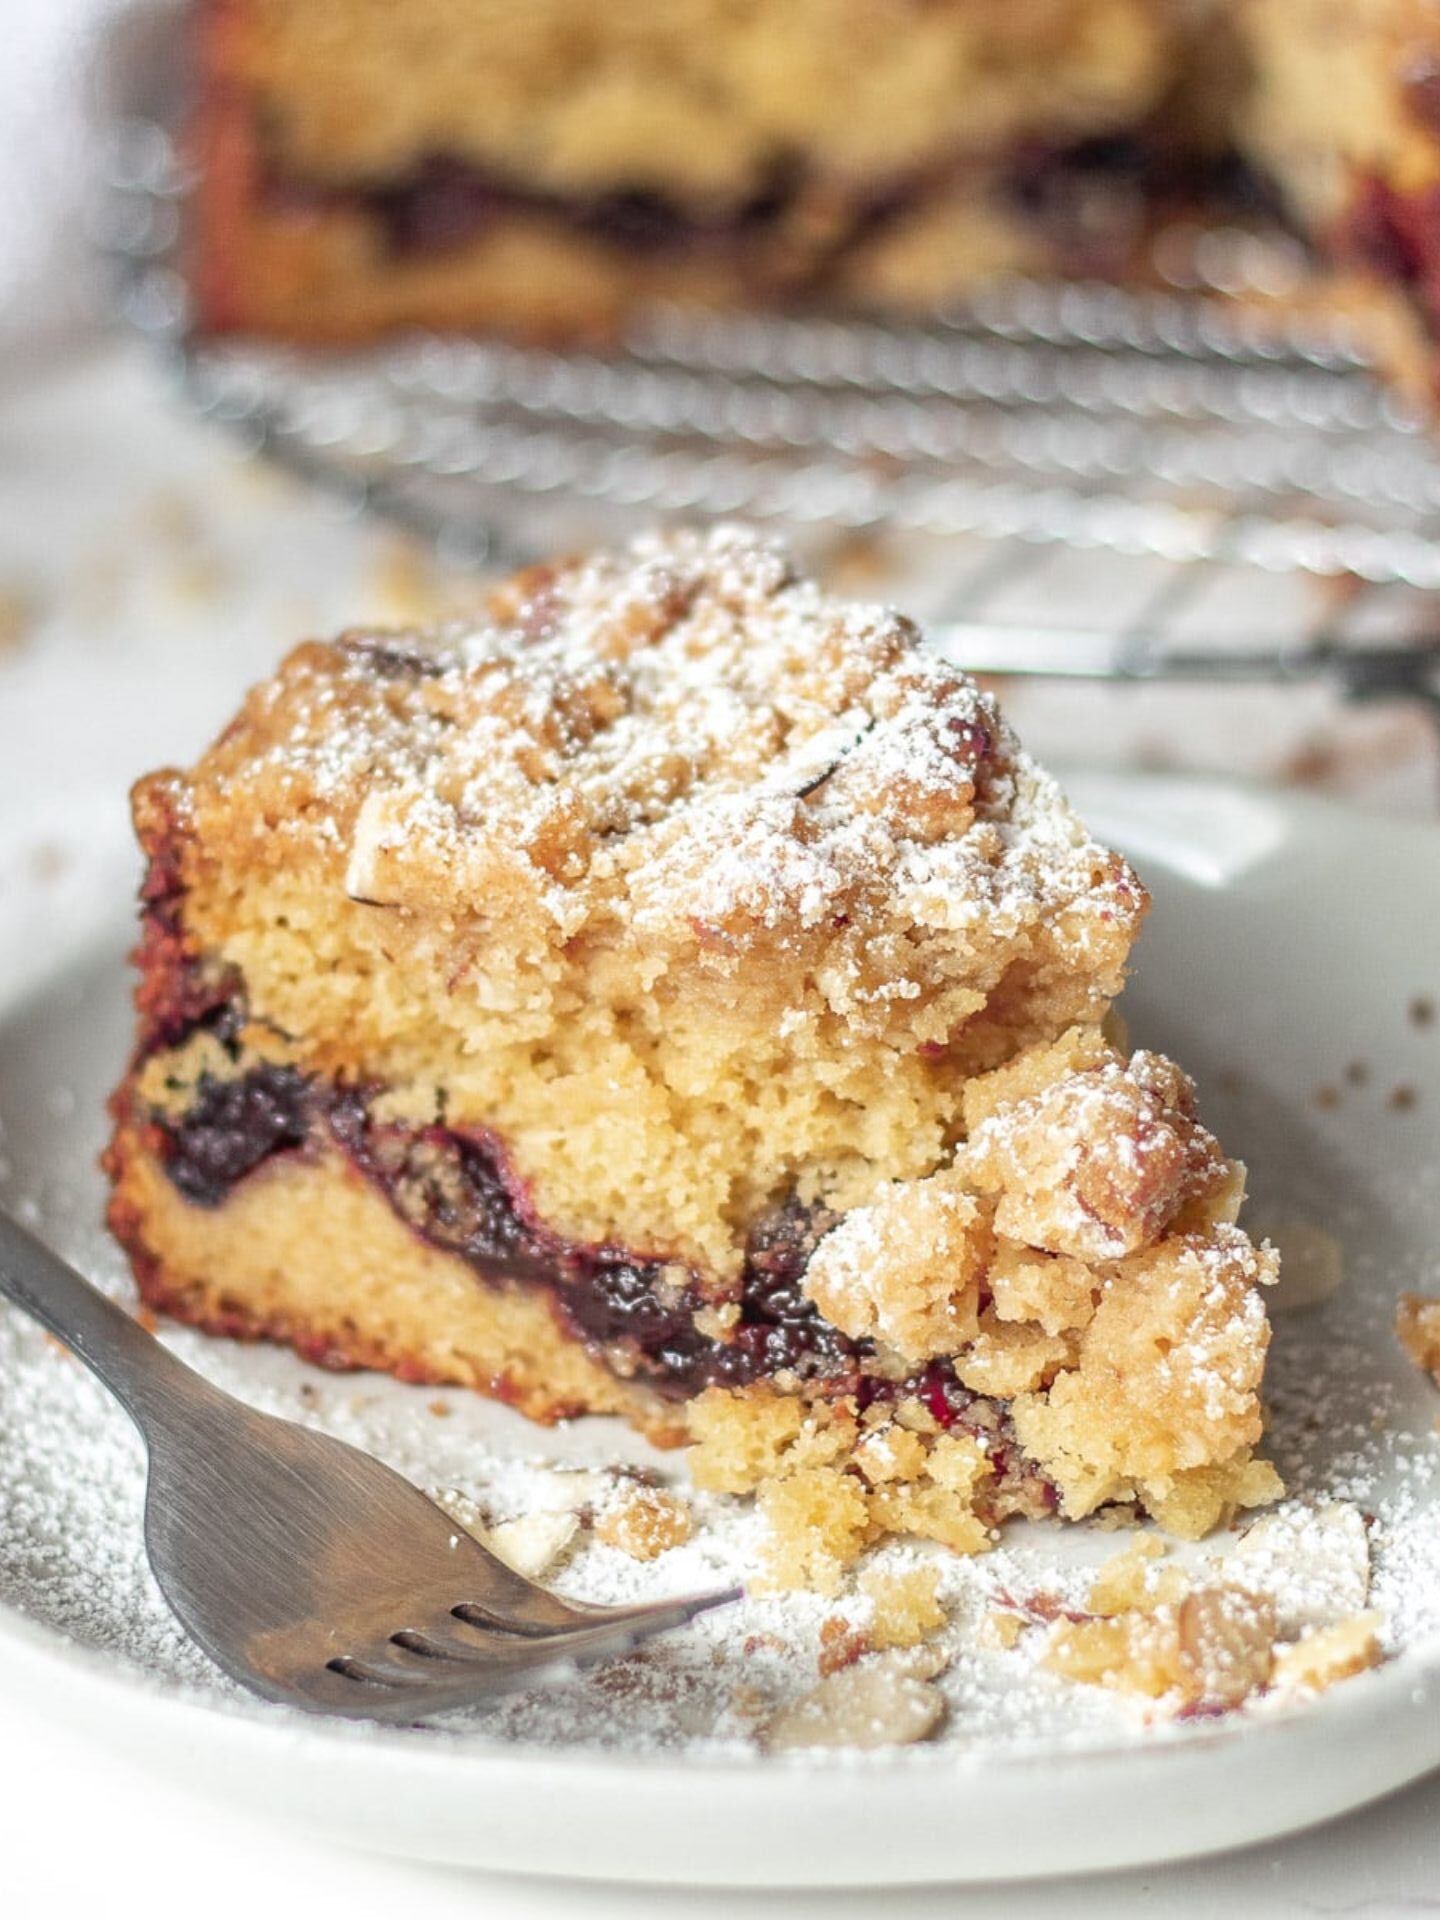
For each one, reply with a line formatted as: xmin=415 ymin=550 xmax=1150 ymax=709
xmin=194 ymin=1 xmax=1440 ymax=411
xmin=105 ymin=526 xmax=1280 ymax=1589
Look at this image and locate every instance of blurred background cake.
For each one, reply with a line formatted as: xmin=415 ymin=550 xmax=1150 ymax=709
xmin=182 ymin=0 xmax=1440 ymax=409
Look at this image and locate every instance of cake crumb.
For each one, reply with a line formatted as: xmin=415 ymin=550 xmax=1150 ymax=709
xmin=595 ymin=1485 xmax=692 ymax=1561
xmin=1271 ymin=1613 xmax=1383 ymax=1693
xmin=427 ymin=1398 xmax=452 ymax=1418
xmin=1410 ymin=996 xmax=1436 ymax=1029
xmin=859 ymin=1562 xmax=946 ymax=1648
xmin=981 ymin=1608 xmax=1026 ymax=1650
xmin=1045 ymin=1585 xmax=1276 ymax=1708
xmin=817 ymin=1614 xmax=870 ymax=1676
xmin=1087 ymin=1538 xmax=1185 ymax=1616
xmin=1388 ymin=1085 xmax=1418 ymax=1112
xmin=1397 ymin=1294 xmax=1440 ymax=1383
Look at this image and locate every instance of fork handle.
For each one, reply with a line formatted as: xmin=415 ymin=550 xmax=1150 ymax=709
xmin=0 ymin=1208 xmax=209 ymax=1432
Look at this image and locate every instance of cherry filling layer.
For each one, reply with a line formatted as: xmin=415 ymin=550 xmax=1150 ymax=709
xmin=258 ymin=130 xmax=1224 ymax=276
xmin=1337 ymin=173 xmax=1440 ymax=343
xmin=139 ymin=1041 xmax=1046 ymax=1497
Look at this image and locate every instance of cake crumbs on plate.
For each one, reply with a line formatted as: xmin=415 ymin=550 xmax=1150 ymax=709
xmin=1396 ymin=1294 xmax=1440 ymax=1384
xmin=594 ymin=1485 xmax=693 ymax=1561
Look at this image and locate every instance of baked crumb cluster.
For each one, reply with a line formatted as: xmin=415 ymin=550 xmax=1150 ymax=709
xmin=1040 ymin=1525 xmax=1381 ymax=1712
xmin=1397 ymin=1292 xmax=1440 ymax=1384
xmin=689 ymin=1027 xmax=1278 ymax=1590
xmin=109 ymin=526 xmax=1281 ymax=1592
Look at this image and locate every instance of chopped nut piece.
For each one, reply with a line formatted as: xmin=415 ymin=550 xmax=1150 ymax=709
xmin=430 ymin=1485 xmax=489 ymax=1536
xmin=595 ymin=1485 xmax=692 ymax=1560
xmin=486 ymin=1510 xmax=579 ymax=1578
xmin=1271 ymin=1613 xmax=1383 ymax=1691
xmin=817 ymin=1614 xmax=870 ymax=1676
xmin=960 ymin=1045 xmax=1230 ymax=1263
xmin=1226 ymin=1501 xmax=1371 ymax=1637
xmin=1175 ymin=1588 xmax=1276 ymax=1708
xmin=766 ymin=1651 xmax=946 ymax=1751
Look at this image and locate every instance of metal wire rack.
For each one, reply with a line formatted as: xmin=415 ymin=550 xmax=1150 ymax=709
xmin=100 ymin=116 xmax=1440 ymax=719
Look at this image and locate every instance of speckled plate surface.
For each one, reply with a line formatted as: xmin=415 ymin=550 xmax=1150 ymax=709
xmin=1 ymin=773 xmax=1439 ymax=1886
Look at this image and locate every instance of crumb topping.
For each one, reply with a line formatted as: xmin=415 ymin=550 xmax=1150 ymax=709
xmin=137 ymin=525 xmax=1146 ymax=1269
xmin=189 ymin=525 xmax=1140 ymax=994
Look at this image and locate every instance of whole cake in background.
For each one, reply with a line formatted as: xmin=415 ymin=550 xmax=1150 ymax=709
xmin=104 ymin=525 xmax=1281 ymax=1590
xmin=194 ymin=0 xmax=1440 ymax=405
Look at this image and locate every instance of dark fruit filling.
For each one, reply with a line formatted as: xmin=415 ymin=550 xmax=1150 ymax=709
xmin=266 ymin=152 xmax=800 ymax=261
xmin=259 ymin=128 xmax=1259 ymax=280
xmin=1336 ymin=173 xmax=1440 ymax=341
xmin=327 ymin=1092 xmax=859 ymax=1395
xmin=161 ymin=1062 xmax=312 ymax=1207
xmin=134 ymin=994 xmax=1052 ymax=1503
xmin=143 ymin=1049 xmax=860 ymax=1396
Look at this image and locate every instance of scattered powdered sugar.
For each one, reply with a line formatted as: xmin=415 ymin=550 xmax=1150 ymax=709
xmin=4 ymin=962 xmax=1440 ymax=1770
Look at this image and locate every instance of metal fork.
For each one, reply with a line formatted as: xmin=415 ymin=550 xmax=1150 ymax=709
xmin=0 ymin=1210 xmax=740 ymax=1722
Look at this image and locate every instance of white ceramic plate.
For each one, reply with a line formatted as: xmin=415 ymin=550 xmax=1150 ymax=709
xmin=1 ymin=773 xmax=1439 ymax=1888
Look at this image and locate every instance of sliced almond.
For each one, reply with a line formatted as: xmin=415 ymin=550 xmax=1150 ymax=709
xmin=765 ymin=1651 xmax=946 ymax=1751
xmin=1175 ymin=1588 xmax=1277 ymax=1708
xmin=484 ymin=1510 xmax=580 ymax=1579
xmin=1226 ymin=1501 xmax=1370 ymax=1637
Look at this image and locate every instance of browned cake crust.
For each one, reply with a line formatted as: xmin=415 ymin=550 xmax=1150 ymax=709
xmin=104 ymin=527 xmax=1280 ymax=1585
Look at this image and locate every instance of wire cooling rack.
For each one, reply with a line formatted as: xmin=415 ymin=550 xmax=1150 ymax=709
xmin=100 ymin=116 xmax=1440 ymax=718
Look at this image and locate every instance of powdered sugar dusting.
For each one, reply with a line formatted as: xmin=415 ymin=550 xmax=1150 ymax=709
xmin=200 ymin=525 xmax=1139 ymax=983
xmin=4 ymin=932 xmax=1440 ymax=1765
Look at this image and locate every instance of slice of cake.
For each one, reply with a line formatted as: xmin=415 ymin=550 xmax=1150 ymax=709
xmin=191 ymin=0 xmax=1186 ymax=340
xmin=1235 ymin=0 xmax=1440 ymax=412
xmin=104 ymin=526 xmax=1280 ymax=1588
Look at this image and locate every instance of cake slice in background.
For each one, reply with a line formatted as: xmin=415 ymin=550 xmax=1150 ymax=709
xmin=1235 ymin=0 xmax=1440 ymax=411
xmin=191 ymin=0 xmax=1188 ymax=340
xmin=188 ymin=0 xmax=1440 ymax=421
xmin=104 ymin=526 xmax=1279 ymax=1588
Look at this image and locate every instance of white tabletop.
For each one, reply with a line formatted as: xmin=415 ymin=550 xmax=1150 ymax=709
xmin=2 ymin=337 xmax=1437 ymax=1918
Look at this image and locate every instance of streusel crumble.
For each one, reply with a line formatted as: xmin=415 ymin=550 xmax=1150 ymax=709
xmin=105 ymin=525 xmax=1280 ymax=1586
